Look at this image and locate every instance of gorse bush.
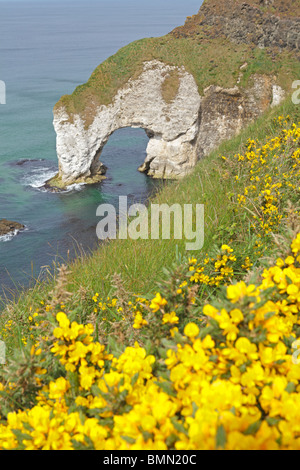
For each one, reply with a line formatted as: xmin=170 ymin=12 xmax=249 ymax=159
xmin=224 ymin=116 xmax=300 ymax=253
xmin=0 ymin=115 xmax=299 ymax=450
xmin=0 ymin=233 xmax=299 ymax=450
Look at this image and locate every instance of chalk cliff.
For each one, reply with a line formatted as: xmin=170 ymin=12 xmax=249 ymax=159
xmin=52 ymin=0 xmax=300 ymax=186
xmin=54 ymin=62 xmax=201 ymax=182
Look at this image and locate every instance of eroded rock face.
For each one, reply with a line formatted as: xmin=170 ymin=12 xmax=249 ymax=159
xmin=197 ymin=75 xmax=281 ymax=158
xmin=52 ymin=0 xmax=298 ymax=185
xmin=53 ymin=60 xmax=285 ymax=184
xmin=53 ymin=61 xmax=201 ymax=183
xmin=172 ymin=0 xmax=300 ymax=51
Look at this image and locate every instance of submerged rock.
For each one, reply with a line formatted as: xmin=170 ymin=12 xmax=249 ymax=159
xmin=15 ymin=159 xmax=46 ymax=166
xmin=0 ymin=219 xmax=25 ymax=237
xmin=45 ymin=163 xmax=107 ymax=192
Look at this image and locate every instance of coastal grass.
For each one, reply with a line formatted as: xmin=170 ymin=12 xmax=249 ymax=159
xmin=1 ymin=96 xmax=299 ymax=355
xmin=66 ymin=97 xmax=298 ymax=297
xmin=55 ymin=34 xmax=299 ymax=127
xmin=161 ymin=69 xmax=181 ymax=104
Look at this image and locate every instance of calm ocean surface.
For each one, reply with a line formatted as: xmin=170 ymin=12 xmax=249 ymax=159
xmin=0 ymin=0 xmax=202 ymax=297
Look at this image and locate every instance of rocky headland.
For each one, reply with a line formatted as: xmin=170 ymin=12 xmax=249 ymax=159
xmin=51 ymin=0 xmax=300 ymax=187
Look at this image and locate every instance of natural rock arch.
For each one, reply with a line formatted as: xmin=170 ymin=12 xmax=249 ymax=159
xmin=51 ymin=0 xmax=298 ymax=188
xmin=53 ymin=62 xmax=285 ymax=187
xmin=53 ymin=61 xmax=202 ymax=185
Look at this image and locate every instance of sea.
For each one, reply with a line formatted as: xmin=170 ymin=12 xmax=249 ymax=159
xmin=0 ymin=0 xmax=202 ymax=297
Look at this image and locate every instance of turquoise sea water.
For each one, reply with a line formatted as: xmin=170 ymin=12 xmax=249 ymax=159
xmin=0 ymin=0 xmax=202 ymax=296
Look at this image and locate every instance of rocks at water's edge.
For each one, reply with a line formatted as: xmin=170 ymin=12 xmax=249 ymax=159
xmin=0 ymin=219 xmax=25 ymax=237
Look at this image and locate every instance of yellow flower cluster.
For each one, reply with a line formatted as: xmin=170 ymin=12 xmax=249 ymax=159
xmin=232 ymin=117 xmax=300 ymax=254
xmin=0 ymin=234 xmax=299 ymax=450
xmin=0 ymin=320 xmax=13 ymax=342
xmin=133 ymin=311 xmax=148 ymax=329
xmin=188 ymin=244 xmax=246 ymax=287
xmin=0 ymin=307 xmax=48 ymax=348
xmin=92 ymin=294 xmax=119 ymax=320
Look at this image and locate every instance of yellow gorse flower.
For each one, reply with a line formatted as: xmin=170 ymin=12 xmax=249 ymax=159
xmin=0 ymin=234 xmax=299 ymax=450
xmin=0 ymin=117 xmax=299 ymax=450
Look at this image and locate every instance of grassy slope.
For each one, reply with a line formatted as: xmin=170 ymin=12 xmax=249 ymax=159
xmin=54 ymin=0 xmax=299 ymax=127
xmin=2 ymin=96 xmax=299 ymax=353
xmin=2 ymin=0 xmax=300 ymax=350
xmin=59 ymin=97 xmax=300 ymax=296
xmin=55 ymin=34 xmax=298 ymax=127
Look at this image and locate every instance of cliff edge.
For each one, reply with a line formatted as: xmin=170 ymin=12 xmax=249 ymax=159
xmin=52 ymin=0 xmax=300 ymax=186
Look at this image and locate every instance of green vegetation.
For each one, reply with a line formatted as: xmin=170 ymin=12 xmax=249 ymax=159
xmin=0 ymin=95 xmax=299 ymax=450
xmin=161 ymin=69 xmax=181 ymax=104
xmin=1 ymin=96 xmax=299 ymax=356
xmin=1 ymin=0 xmax=299 ymax=448
xmin=55 ymin=34 xmax=299 ymax=127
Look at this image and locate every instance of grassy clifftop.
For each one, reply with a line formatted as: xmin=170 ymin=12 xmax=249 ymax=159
xmin=0 ymin=96 xmax=299 ymax=449
xmin=4 ymin=95 xmax=300 ymax=346
xmin=1 ymin=1 xmax=300 ymax=449
xmin=54 ymin=0 xmax=299 ymax=126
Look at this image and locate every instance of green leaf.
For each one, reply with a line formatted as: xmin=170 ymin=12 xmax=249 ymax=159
xmin=12 ymin=429 xmax=33 ymax=442
xmin=161 ymin=339 xmax=177 ymax=349
xmin=285 ymin=382 xmax=296 ymax=394
xmin=90 ymin=384 xmax=101 ymax=397
xmin=264 ymin=311 xmax=276 ymax=320
xmin=166 ymin=434 xmax=179 ymax=448
xmin=171 ymin=418 xmax=188 ymax=436
xmin=144 ymin=340 xmax=154 ymax=356
xmin=68 ymin=371 xmax=80 ymax=389
xmin=158 ymin=370 xmax=171 ymax=381
xmin=243 ymin=420 xmax=261 ymax=436
xmin=266 ymin=417 xmax=281 ymax=427
xmin=142 ymin=431 xmax=154 ymax=442
xmin=121 ymin=435 xmax=136 ymax=444
xmin=22 ymin=422 xmax=34 ymax=433
xmin=131 ymin=372 xmax=139 ymax=387
xmin=199 ymin=325 xmax=216 ymax=339
xmin=216 ymin=424 xmax=227 ymax=449
xmin=209 ymin=355 xmax=219 ymax=363
xmin=220 ymin=371 xmax=231 ymax=380
xmin=157 ymin=347 xmax=168 ymax=359
xmin=209 ymin=319 xmax=222 ymax=330
xmin=192 ymin=402 xmax=198 ymax=418
xmin=173 ymin=331 xmax=185 ymax=345
xmin=155 ymin=381 xmax=176 ymax=398
xmin=71 ymin=438 xmax=93 ymax=450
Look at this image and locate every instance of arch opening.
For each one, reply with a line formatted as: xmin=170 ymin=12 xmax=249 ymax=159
xmin=95 ymin=126 xmax=151 ymax=179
